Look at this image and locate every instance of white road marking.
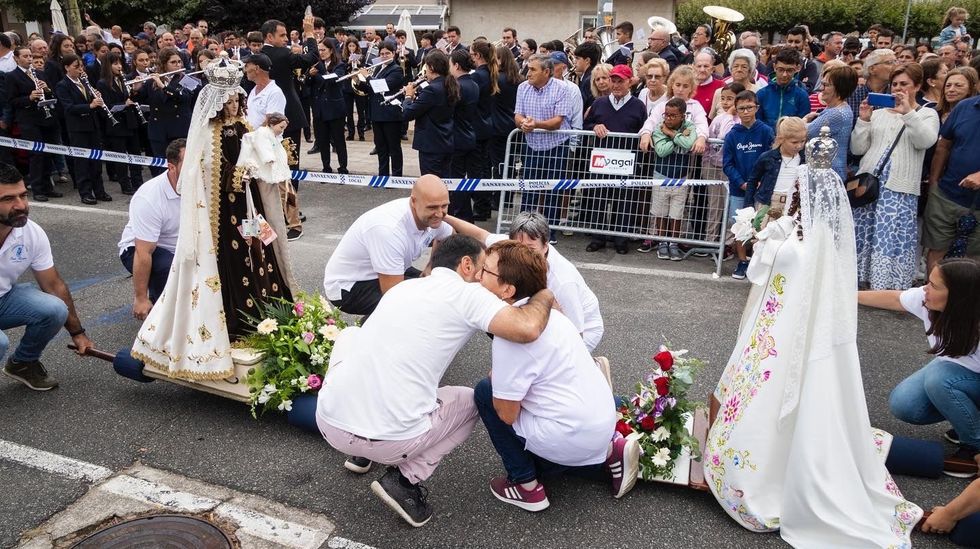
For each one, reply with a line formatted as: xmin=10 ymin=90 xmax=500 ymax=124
xmin=0 ymin=440 xmax=112 ymax=482
xmin=216 ymin=503 xmax=330 ymax=549
xmin=328 ymin=536 xmax=377 ymax=549
xmin=99 ymin=474 xmax=220 ymax=513
xmin=29 ymin=202 xmax=129 ymax=217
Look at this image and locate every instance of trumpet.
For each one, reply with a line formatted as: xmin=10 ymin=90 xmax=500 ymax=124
xmin=28 ymin=66 xmax=55 ymax=119
xmin=336 ymin=57 xmax=394 ymax=82
xmin=121 ymin=76 xmax=148 ymax=126
xmin=381 ymin=68 xmax=427 ymax=105
xmin=79 ymin=74 xmax=119 ymax=126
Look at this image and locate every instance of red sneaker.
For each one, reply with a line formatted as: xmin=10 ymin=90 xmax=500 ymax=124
xmin=608 ymin=436 xmax=640 ymax=499
xmin=489 ymin=476 xmax=550 ymax=512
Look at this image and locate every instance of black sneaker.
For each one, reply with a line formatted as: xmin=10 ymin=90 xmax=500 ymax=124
xmin=3 ymin=359 xmax=59 ymax=391
xmin=370 ymin=467 xmax=433 ymax=527
xmin=943 ymin=445 xmax=979 ymax=478
xmin=307 ymin=146 xmax=320 ymax=155
xmin=287 ymin=229 xmax=303 ymax=241
xmin=945 ymin=429 xmax=960 ymax=445
xmin=344 ymin=456 xmax=373 ymax=474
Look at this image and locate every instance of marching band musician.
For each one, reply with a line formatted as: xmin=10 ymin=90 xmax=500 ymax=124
xmin=395 ymin=29 xmax=416 ymax=140
xmin=342 ymin=38 xmax=368 ymax=141
xmin=128 ymin=48 xmax=154 ymax=156
xmin=358 ymin=43 xmax=405 ymax=177
xmin=96 ymin=51 xmax=144 ymax=195
xmin=7 ymin=46 xmax=63 ymax=202
xmin=604 ymin=21 xmax=635 ymax=67
xmin=491 ymin=45 xmax=522 ymax=179
xmin=469 ymin=40 xmax=499 ymax=220
xmin=55 ymin=54 xmax=109 ymax=205
xmin=448 ymin=49 xmax=480 ymax=221
xmin=416 ymin=33 xmax=434 ymax=73
xmin=143 ymin=47 xmax=193 ymax=174
xmin=309 ymin=38 xmax=349 ymax=174
xmin=402 ymin=50 xmax=458 ymax=178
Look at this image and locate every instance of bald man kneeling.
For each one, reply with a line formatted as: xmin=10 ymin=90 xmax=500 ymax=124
xmin=323 ymin=175 xmax=453 ymax=317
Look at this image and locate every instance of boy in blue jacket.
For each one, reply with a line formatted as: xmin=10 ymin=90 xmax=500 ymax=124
xmin=756 ymin=48 xmax=811 ymax=129
xmin=722 ymin=90 xmax=774 ymax=279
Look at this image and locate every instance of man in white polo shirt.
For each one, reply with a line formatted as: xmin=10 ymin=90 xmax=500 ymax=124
xmin=473 ymin=240 xmax=636 ymax=512
xmin=446 ymin=211 xmax=604 ymax=352
xmin=118 ymin=139 xmax=184 ymax=321
xmin=0 ymin=163 xmax=93 ymax=391
xmin=316 ymin=235 xmax=555 ymax=527
xmin=323 ymin=174 xmax=453 ymax=317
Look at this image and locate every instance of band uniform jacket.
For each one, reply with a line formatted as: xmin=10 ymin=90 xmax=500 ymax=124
xmin=54 ymin=77 xmax=99 ymax=133
xmin=402 ymin=75 xmax=453 ymax=153
xmin=262 ymin=38 xmax=318 ymax=134
xmin=140 ymin=75 xmax=193 ymax=142
xmin=310 ymin=61 xmax=347 ymax=122
xmin=605 ymin=42 xmax=633 ymax=66
xmin=96 ymin=78 xmax=141 ymax=135
xmin=7 ymin=67 xmax=58 ymax=128
xmin=363 ymin=63 xmax=404 ymax=123
xmin=471 ymin=64 xmax=494 ymax=142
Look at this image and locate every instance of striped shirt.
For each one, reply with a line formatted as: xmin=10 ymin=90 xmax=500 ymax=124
xmin=515 ymin=77 xmax=573 ymax=151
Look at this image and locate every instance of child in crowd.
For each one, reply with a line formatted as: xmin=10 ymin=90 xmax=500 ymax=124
xmin=748 ymin=116 xmax=807 ymax=218
xmin=722 ymin=90 xmax=774 ymax=280
xmin=939 ymin=7 xmax=972 ymax=46
xmin=649 ymin=98 xmax=698 ymax=261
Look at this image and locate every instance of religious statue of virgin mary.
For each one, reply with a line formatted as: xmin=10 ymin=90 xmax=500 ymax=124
xmin=703 ymin=127 xmax=922 ymax=547
xmin=131 ymin=56 xmax=297 ymax=380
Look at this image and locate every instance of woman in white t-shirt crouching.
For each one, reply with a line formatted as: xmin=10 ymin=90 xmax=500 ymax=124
xmin=858 ymin=258 xmax=980 ymax=476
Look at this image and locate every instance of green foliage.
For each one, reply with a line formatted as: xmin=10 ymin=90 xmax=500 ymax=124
xmin=0 ymin=0 xmax=204 ymax=34
xmin=676 ymin=0 xmax=980 ymax=41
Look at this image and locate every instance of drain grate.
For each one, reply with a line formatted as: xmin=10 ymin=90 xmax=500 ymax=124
xmin=70 ymin=514 xmax=234 ymax=548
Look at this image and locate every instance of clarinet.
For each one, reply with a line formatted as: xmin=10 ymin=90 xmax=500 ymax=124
xmin=28 ymin=67 xmax=54 ymax=119
xmin=79 ymin=73 xmax=120 ymax=126
xmin=121 ymin=76 xmax=148 ymax=125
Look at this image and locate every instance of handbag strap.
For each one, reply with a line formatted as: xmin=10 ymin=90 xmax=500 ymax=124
xmin=872 ymin=120 xmax=908 ymax=177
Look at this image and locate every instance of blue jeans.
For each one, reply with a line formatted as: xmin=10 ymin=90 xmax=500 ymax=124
xmin=520 ymin=145 xmax=569 ymax=239
xmin=0 ymin=284 xmax=68 ymax=363
xmin=473 ymin=377 xmax=606 ymax=483
xmin=889 ymin=357 xmax=980 ymax=450
xmin=119 ymin=246 xmax=174 ymax=303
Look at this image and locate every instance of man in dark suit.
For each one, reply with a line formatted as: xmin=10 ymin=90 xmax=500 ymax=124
xmin=54 ymin=54 xmax=109 ymax=204
xmin=6 ymin=47 xmax=63 ymax=201
xmin=445 ymin=26 xmax=467 ymax=54
xmin=260 ymin=17 xmax=318 ymax=193
xmin=604 ymin=21 xmax=634 ymax=67
xmin=647 ymin=28 xmax=679 ymax=71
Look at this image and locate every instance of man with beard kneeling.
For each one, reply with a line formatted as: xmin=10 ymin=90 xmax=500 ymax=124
xmin=316 ymin=235 xmax=554 ymax=527
xmin=473 ymin=240 xmax=640 ymax=512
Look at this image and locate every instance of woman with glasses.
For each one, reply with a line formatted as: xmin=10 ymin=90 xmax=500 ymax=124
xmin=518 ymin=39 xmax=537 ymax=77
xmin=851 ymin=63 xmax=940 ymax=290
xmin=637 ymin=58 xmax=669 ymax=116
xmin=709 ymin=48 xmax=762 ymax=119
xmin=804 ymin=63 xmax=858 ymax=181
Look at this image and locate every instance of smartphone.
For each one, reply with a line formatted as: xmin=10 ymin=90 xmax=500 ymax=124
xmin=867 ymin=92 xmax=896 ymax=108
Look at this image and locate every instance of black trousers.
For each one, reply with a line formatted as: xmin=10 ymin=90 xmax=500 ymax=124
xmin=67 ymin=131 xmax=104 ymax=198
xmin=346 ymin=94 xmax=369 ymax=136
xmin=450 ymin=147 xmax=482 ymax=221
xmin=103 ymin=135 xmax=144 ymax=191
xmin=314 ymin=118 xmax=347 ymax=171
xmin=373 ymin=121 xmax=403 ymax=176
xmin=19 ymin=122 xmax=60 ymax=195
xmin=300 ymin=95 xmax=313 ymax=140
xmin=470 ymin=139 xmax=493 ymax=217
xmin=419 ymin=151 xmax=452 ymax=178
xmin=330 ymin=267 xmax=422 ymax=317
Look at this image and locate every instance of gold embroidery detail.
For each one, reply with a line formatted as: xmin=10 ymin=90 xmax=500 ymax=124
xmin=199 ymin=325 xmax=213 ymax=341
xmin=231 ymin=165 xmax=247 ymax=192
xmin=281 ymin=138 xmax=298 ymax=167
xmin=261 ymin=288 xmax=267 ymax=297
xmin=242 ymin=276 xmax=250 ymax=287
xmin=230 ymin=215 xmax=238 ymax=225
xmin=191 ymin=285 xmax=199 ymax=308
xmin=186 ymin=335 xmax=194 ymax=345
xmin=205 ymin=275 xmax=221 ymax=293
xmin=246 ymin=298 xmax=254 ymax=308
xmin=148 ymin=324 xmax=156 ymax=331
xmin=231 ymin=239 xmax=239 ymax=250
xmin=228 ymin=193 xmax=236 ymax=203
xmin=259 ymin=267 xmax=265 ymax=276
xmin=272 ymin=283 xmax=279 ymax=292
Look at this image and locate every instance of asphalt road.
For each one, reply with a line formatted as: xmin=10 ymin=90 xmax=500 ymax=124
xmin=0 ymin=160 xmax=966 ymax=548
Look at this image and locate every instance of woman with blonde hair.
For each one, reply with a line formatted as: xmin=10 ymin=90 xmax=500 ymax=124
xmin=589 ymin=63 xmax=612 ymax=100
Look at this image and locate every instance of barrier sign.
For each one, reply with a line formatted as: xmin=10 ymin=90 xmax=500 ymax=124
xmin=589 ymin=148 xmax=636 ymax=176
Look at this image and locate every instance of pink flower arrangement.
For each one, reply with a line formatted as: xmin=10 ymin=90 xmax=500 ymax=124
xmin=293 ymin=301 xmax=305 ymax=317
xmin=307 ymin=374 xmax=322 ymax=390
xmin=302 ymin=331 xmax=315 ymax=344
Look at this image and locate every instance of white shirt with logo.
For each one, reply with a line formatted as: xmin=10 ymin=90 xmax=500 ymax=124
xmin=322 ymin=197 xmax=453 ymax=301
xmin=0 ymin=220 xmax=54 ymax=298
xmin=117 ymin=171 xmax=182 ymax=256
xmin=316 ymin=267 xmax=507 ymax=439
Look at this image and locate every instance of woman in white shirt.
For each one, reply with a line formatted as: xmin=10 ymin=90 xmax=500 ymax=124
xmin=858 ymin=257 xmax=980 ymax=476
xmin=850 ymin=63 xmax=940 ymax=290
xmin=636 ymin=58 xmax=669 ymax=117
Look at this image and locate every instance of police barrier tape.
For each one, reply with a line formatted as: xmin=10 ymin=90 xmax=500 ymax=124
xmin=0 ymin=136 xmax=727 ymax=192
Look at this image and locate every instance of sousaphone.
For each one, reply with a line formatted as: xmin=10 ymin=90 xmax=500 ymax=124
xmin=703 ymin=5 xmax=744 ymax=60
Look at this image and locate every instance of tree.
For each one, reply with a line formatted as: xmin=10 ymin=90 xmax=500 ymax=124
xmin=0 ymin=0 xmax=203 ymax=33
xmin=203 ymin=0 xmax=372 ymax=34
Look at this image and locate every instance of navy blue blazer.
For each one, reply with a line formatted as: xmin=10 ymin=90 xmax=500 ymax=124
xmin=403 ymin=76 xmax=454 ymax=153
xmin=143 ymin=76 xmax=193 ymax=142
xmin=311 ymin=61 xmax=348 ymax=122
xmin=54 ymin=77 xmax=99 ymax=133
xmin=453 ymin=73 xmax=479 ymax=152
xmin=365 ymin=63 xmax=405 ymax=123
xmin=471 ymin=65 xmax=494 ymax=141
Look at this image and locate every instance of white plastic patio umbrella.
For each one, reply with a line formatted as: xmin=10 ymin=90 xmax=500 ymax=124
xmin=50 ymin=0 xmax=69 ymax=35
xmin=396 ymin=9 xmax=418 ymax=52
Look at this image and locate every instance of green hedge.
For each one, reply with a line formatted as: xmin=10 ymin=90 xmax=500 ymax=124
xmin=676 ymin=0 xmax=979 ymax=42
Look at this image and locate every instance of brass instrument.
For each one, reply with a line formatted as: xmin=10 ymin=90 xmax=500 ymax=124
xmin=79 ymin=74 xmax=119 ymax=126
xmin=342 ymin=57 xmax=394 ymax=97
xmin=123 ymin=68 xmax=200 ymax=86
xmin=121 ymin=76 xmax=148 ymax=126
xmin=594 ymin=25 xmax=621 ymax=62
xmin=28 ymin=66 xmax=56 ymax=119
xmin=382 ymin=66 xmax=427 ymax=105
xmin=703 ymin=5 xmax=744 ymax=60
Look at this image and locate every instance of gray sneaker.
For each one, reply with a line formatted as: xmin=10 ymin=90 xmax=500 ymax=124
xmin=668 ymin=244 xmax=684 ymax=261
xmin=3 ymin=359 xmax=58 ymax=391
xmin=656 ymin=242 xmax=670 ymax=260
xmin=370 ymin=467 xmax=433 ymax=527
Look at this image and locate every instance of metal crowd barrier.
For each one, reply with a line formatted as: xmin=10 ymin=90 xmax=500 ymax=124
xmin=497 ymin=129 xmax=730 ymax=276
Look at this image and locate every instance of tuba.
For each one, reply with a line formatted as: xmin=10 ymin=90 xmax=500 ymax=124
xmin=703 ymin=5 xmax=744 ymax=60
xmin=594 ymin=25 xmax=621 ymax=63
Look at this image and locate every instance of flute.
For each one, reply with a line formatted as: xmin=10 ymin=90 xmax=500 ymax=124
xmin=124 ymin=68 xmax=204 ymax=86
xmin=79 ymin=73 xmax=119 ymax=126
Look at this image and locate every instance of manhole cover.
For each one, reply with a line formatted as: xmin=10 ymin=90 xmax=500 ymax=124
xmin=71 ymin=514 xmax=233 ymax=548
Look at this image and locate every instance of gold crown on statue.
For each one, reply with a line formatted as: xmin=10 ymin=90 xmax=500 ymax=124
xmin=205 ymin=52 xmax=244 ymax=90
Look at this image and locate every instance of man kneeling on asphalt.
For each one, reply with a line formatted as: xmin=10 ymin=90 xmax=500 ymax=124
xmin=474 ymin=240 xmax=639 ymax=511
xmin=117 ymin=139 xmax=184 ymax=321
xmin=315 ymin=234 xmax=555 ymax=527
xmin=322 ymin=174 xmax=452 ymax=318
xmin=0 ymin=163 xmax=93 ymax=390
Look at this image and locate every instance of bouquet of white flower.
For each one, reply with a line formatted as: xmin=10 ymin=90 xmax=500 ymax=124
xmin=242 ymin=292 xmax=348 ymax=417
